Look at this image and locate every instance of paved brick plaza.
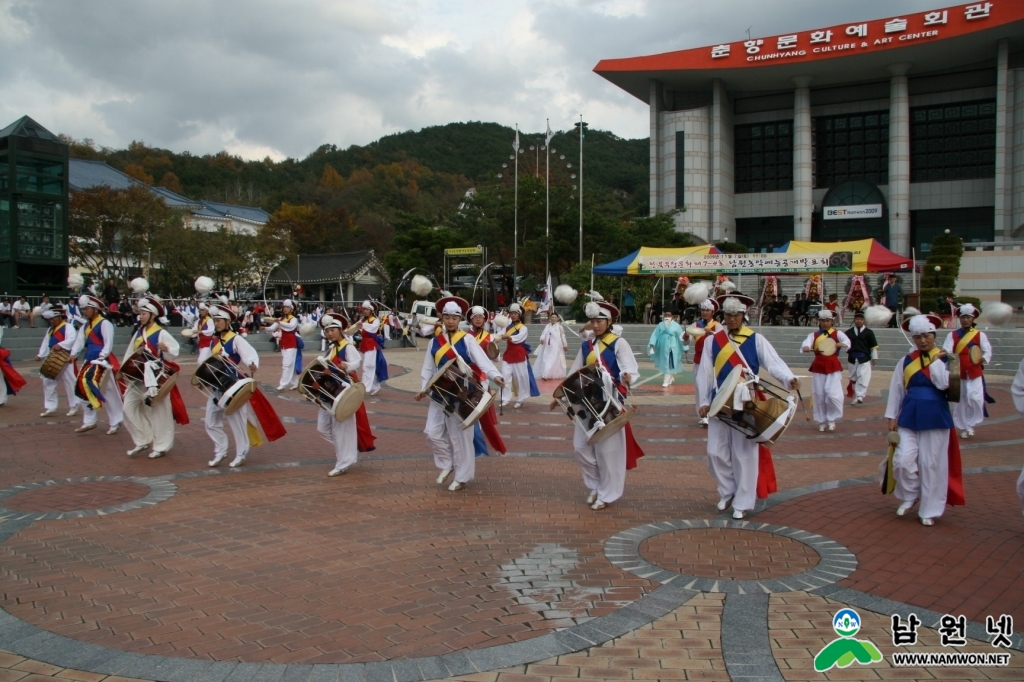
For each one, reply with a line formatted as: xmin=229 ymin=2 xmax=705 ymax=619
xmin=0 ymin=346 xmax=1022 ymax=681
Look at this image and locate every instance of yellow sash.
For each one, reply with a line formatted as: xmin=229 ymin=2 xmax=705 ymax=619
xmin=812 ymin=328 xmax=836 ymax=351
xmin=213 ymin=331 xmax=237 ymax=356
xmin=327 ymin=338 xmax=350 ymax=364
xmin=953 ymin=328 xmax=979 ymax=355
xmin=132 ymin=324 xmax=162 ymax=350
xmin=712 ymin=326 xmax=754 ymax=379
xmin=433 ymin=330 xmax=466 ymax=367
xmin=902 ymin=348 xmax=941 ymax=388
xmin=585 ymin=332 xmax=619 ymax=365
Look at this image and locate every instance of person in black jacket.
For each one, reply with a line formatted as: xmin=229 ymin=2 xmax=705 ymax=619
xmin=845 ymin=310 xmax=878 ymax=404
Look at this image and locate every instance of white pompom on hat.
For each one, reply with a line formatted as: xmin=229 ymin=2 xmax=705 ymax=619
xmin=78 ymin=295 xmax=104 ymax=310
xmin=436 ymin=296 xmax=469 ymax=317
xmin=721 ymin=297 xmax=748 ymax=314
xmin=817 ymin=309 xmax=834 ymax=320
xmin=208 ymin=303 xmax=236 ymax=321
xmin=468 ymin=305 xmax=488 ymax=319
xmin=907 ymin=314 xmax=937 ymax=336
xmin=282 ymin=299 xmax=294 ymax=309
xmin=508 ymin=302 xmax=523 ymax=314
xmin=958 ymin=303 xmax=978 ymax=318
xmin=136 ymin=296 xmax=166 ymax=318
xmin=320 ymin=312 xmax=349 ymax=329
xmin=698 ymin=298 xmax=719 ymax=312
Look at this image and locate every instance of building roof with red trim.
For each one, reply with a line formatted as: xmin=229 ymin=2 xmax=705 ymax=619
xmin=594 ymin=2 xmax=1024 ymax=102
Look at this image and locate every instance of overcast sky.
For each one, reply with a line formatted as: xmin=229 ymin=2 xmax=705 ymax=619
xmin=0 ymin=0 xmax=941 ymax=160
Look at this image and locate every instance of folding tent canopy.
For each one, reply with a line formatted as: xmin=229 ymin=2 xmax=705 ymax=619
xmin=772 ymin=239 xmax=912 ymax=273
xmin=592 ymin=245 xmax=723 ymax=276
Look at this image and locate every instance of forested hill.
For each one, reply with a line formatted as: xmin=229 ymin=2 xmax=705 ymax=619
xmin=64 ymin=122 xmax=649 ymax=214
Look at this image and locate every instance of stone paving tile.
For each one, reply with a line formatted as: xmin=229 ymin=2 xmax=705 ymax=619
xmin=639 ymin=528 xmax=820 ymax=579
xmin=3 ymin=483 xmax=150 ymax=513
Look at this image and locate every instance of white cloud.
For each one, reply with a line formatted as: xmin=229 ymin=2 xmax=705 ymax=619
xmin=0 ymin=0 xmax=944 ymax=159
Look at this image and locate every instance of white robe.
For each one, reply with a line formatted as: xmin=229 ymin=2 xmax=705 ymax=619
xmin=942 ymin=329 xmax=993 ymax=431
xmin=318 ymin=343 xmax=361 ymax=472
xmin=500 ymin=323 xmax=532 ymax=406
xmin=1011 ymin=359 xmax=1024 ymax=515
xmin=420 ymin=332 xmax=502 ymax=484
xmin=567 ymin=336 xmax=639 ymax=505
xmin=205 ymin=335 xmax=260 ymax=462
xmin=266 ymin=316 xmax=300 ymax=390
xmin=38 ymin=323 xmax=80 ymax=412
xmin=801 ymin=330 xmax=851 ymax=425
xmin=698 ymin=333 xmax=796 ymax=512
xmin=70 ymin=317 xmax=123 ymax=428
xmin=121 ymin=327 xmax=180 ymax=453
xmin=360 ymin=315 xmax=383 ymax=394
xmin=884 ymin=358 xmax=952 ymax=520
xmin=534 ymin=323 xmax=567 ymax=380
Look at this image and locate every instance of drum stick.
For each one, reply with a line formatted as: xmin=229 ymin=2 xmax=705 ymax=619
xmin=796 ymin=387 xmax=812 ymax=422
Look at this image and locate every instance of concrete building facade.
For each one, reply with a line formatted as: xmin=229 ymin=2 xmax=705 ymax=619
xmin=596 ymin=2 xmax=1024 ymax=303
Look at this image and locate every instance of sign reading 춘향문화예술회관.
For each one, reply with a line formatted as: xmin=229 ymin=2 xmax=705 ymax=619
xmin=635 ymin=252 xmax=856 ymax=275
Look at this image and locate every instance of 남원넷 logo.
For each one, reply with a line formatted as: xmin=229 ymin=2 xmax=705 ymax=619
xmin=814 ymin=608 xmax=883 ymax=672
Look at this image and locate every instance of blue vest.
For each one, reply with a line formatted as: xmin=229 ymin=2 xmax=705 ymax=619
xmin=898 ymin=354 xmax=954 ymax=431
xmin=83 ymin=317 xmax=107 ymax=362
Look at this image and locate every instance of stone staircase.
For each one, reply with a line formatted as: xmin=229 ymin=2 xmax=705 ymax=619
xmin=522 ymin=323 xmax=1024 ymax=376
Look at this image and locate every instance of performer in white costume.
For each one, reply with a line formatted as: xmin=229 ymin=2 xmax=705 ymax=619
xmin=941 ymin=303 xmax=993 ymax=438
xmin=801 ymin=310 xmax=850 ymax=431
xmin=415 ymin=297 xmax=504 ymax=491
xmin=70 ymin=295 xmax=124 ymax=435
xmin=122 ymin=296 xmax=180 ymax=459
xmin=698 ymin=296 xmax=798 ymax=519
xmin=34 ymin=305 xmax=81 ymax=417
xmin=357 ymin=300 xmax=385 ymax=395
xmin=534 ymin=313 xmax=568 ymax=380
xmin=317 ymin=312 xmax=363 ymax=476
xmin=1011 ymin=358 xmax=1024 ymax=515
xmin=844 ymin=310 xmax=878 ymax=405
xmin=264 ymin=299 xmax=300 ymax=391
xmin=499 ymin=303 xmax=538 ymax=408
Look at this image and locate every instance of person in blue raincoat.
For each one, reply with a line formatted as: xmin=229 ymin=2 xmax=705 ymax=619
xmin=647 ymin=310 xmax=686 ymax=387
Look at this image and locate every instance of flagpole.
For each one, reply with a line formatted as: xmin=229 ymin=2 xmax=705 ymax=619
xmin=578 ymin=114 xmax=584 ymax=265
xmin=545 ymin=118 xmax=550 ymax=295
xmin=514 ymin=124 xmax=519 ymax=300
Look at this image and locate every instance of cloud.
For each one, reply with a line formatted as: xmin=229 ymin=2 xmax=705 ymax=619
xmin=0 ymin=0 xmax=943 ymax=160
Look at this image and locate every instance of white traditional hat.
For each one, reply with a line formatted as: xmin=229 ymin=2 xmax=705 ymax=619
xmin=958 ymin=303 xmax=978 ymax=318
xmin=78 ymin=295 xmax=104 ymax=310
xmin=282 ymin=299 xmax=294 ymax=309
xmin=136 ymin=295 xmax=166 ymax=318
xmin=817 ymin=309 xmax=834 ymax=320
xmin=42 ymin=305 xmax=64 ymax=320
xmin=208 ymin=303 xmax=236 ymax=321
xmin=468 ymin=305 xmax=488 ymax=319
xmin=906 ymin=314 xmax=939 ymax=336
xmin=320 ymin=312 xmax=349 ymax=329
xmin=698 ymin=298 xmax=720 ymax=312
xmin=721 ymin=297 xmax=749 ymax=314
xmin=584 ymin=300 xmax=619 ymax=321
xmin=508 ymin=302 xmax=523 ymax=314
xmin=436 ymin=296 xmax=469 ymax=317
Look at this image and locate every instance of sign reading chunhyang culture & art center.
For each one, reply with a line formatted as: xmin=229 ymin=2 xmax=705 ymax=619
xmin=635 ymin=252 xmax=855 ymax=275
xmin=823 ymin=204 xmax=883 ymax=220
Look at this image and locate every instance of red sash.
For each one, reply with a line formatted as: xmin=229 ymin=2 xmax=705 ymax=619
xmin=249 ymin=388 xmax=287 ymax=441
xmin=479 ymin=404 xmax=507 ymax=455
xmin=0 ymin=348 xmax=27 ymax=394
xmin=947 ymin=429 xmax=965 ymax=506
xmin=163 ymin=360 xmax=190 ymax=425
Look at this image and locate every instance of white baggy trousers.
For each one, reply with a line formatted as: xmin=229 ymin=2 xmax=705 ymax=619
xmin=424 ymin=400 xmax=476 ymax=484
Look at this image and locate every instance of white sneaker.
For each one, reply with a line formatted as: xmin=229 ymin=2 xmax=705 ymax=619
xmin=40 ymin=409 xmax=57 ymax=418
xmin=148 ymin=450 xmax=165 ymax=459
xmin=662 ymin=379 xmax=671 ymax=388
xmin=328 ymin=467 xmax=347 ymax=477
xmin=209 ymin=454 xmax=226 ymax=467
xmin=590 ymin=501 xmax=607 ymax=510
xmin=732 ymin=509 xmax=747 ymax=519
xmin=75 ymin=423 xmax=97 ymax=434
xmin=448 ymin=480 xmax=465 ymax=492
xmin=66 ymin=408 xmax=79 ymax=417
xmin=229 ymin=455 xmax=246 ymax=468
xmin=666 ymin=375 xmax=675 ymax=386
xmin=514 ymin=402 xmax=524 ymax=409
xmin=960 ymin=429 xmax=970 ymax=439
xmin=827 ymin=422 xmax=835 ymax=432
xmin=967 ymin=428 xmax=975 ymax=437
xmin=586 ymin=491 xmax=598 ymax=505
xmin=717 ymin=496 xmax=733 ymax=511
xmin=106 ymin=424 xmax=120 ymax=435
xmin=126 ymin=444 xmax=149 ymax=457
xmin=819 ymin=424 xmax=827 ymax=432
xmin=897 ymin=500 xmax=915 ymax=517
xmin=436 ymin=467 xmax=453 ymax=485
xmin=920 ymin=518 xmax=934 ymax=527
xmin=698 ymin=418 xmax=708 ymax=428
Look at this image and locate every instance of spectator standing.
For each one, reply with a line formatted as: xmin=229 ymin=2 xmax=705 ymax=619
xmin=622 ymin=286 xmax=636 ymax=323
xmin=397 ymin=293 xmax=406 ymax=312
xmin=650 ymin=298 xmax=663 ymax=322
xmin=882 ymin=274 xmax=903 ymax=328
xmin=102 ymin=279 xmax=120 ymax=307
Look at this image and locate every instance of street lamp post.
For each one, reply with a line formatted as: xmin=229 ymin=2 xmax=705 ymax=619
xmin=574 ymin=117 xmax=588 ymax=265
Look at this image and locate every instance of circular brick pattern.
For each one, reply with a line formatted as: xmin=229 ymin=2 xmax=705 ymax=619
xmin=3 ymin=480 xmax=151 ymax=512
xmin=605 ymin=518 xmax=857 ymax=594
xmin=639 ymin=527 xmax=820 ymax=579
xmin=0 ymin=476 xmax=177 ymax=521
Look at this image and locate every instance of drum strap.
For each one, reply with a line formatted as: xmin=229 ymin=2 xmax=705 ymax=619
xmin=49 ymin=323 xmax=66 ymax=347
xmin=812 ymin=329 xmax=836 ymax=351
xmin=953 ymin=328 xmax=979 ymax=355
xmin=433 ymin=331 xmax=467 ymax=367
xmin=903 ymin=348 xmax=940 ymax=388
